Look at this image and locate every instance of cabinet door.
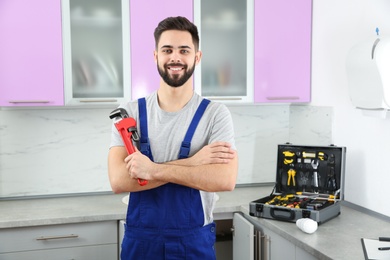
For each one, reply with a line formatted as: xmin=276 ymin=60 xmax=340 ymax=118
xmin=262 ymin=225 xmax=296 ymax=260
xmin=62 ymin=0 xmax=131 ymax=106
xmin=0 ymin=221 xmax=117 ymax=253
xmin=0 ymin=0 xmax=64 ymax=107
xmin=233 ymin=213 xmax=254 ymax=260
xmin=194 ymin=0 xmax=254 ymax=103
xmin=254 ymin=0 xmax=312 ymax=103
xmin=130 ymin=0 xmax=193 ymax=100
xmin=0 ymin=244 xmax=117 ymax=260
xmin=296 ymin=246 xmax=318 ymax=260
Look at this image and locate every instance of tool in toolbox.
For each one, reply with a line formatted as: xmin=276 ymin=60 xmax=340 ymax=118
xmin=250 ymin=144 xmax=346 ymax=224
xmin=325 ymin=154 xmax=337 ymax=191
xmin=109 ymin=108 xmax=148 ymax=186
xmin=287 ymin=169 xmax=296 ymax=187
xmin=311 ymin=159 xmax=319 ymax=193
xmin=300 ymin=172 xmax=309 ymax=192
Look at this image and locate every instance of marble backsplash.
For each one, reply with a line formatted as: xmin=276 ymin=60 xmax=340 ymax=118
xmin=0 ymin=105 xmax=332 ymax=198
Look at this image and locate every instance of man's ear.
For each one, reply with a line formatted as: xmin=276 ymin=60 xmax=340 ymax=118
xmin=153 ymin=50 xmax=158 ymax=64
xmin=195 ymin=51 xmax=202 ymax=65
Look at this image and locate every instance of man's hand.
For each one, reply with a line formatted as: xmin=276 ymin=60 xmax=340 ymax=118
xmin=124 ymin=148 xmax=157 ymax=181
xmin=186 ymin=141 xmax=236 ymax=166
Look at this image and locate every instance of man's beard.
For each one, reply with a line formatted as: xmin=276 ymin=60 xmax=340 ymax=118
xmin=157 ymin=59 xmax=196 ymax=87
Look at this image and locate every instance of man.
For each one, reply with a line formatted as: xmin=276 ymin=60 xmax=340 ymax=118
xmin=108 ymin=16 xmax=238 ymax=260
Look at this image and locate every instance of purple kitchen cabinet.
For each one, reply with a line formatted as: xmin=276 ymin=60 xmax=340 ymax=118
xmin=0 ymin=0 xmax=64 ymax=107
xmin=129 ymin=0 xmax=193 ymax=100
xmin=254 ymin=0 xmax=312 ymax=103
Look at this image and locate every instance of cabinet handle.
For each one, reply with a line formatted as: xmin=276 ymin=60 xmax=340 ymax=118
xmin=9 ymin=100 xmax=50 ymax=104
xmin=78 ymin=99 xmax=118 ymax=103
xmin=254 ymin=230 xmax=262 ymax=260
xmin=266 ymin=96 xmax=300 ymax=101
xmin=36 ymin=234 xmax=79 ymax=241
xmin=207 ymin=97 xmax=243 ymax=101
xmin=262 ymin=234 xmax=270 ymax=260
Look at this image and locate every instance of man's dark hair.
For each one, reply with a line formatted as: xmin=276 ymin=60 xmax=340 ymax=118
xmin=154 ymin=16 xmax=199 ymax=51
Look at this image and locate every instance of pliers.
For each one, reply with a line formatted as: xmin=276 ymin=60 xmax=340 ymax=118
xmin=287 ymin=169 xmax=296 ymax=186
xmin=326 ymin=166 xmax=337 ymax=191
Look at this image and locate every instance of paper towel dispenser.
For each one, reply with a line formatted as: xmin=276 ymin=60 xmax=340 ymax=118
xmin=346 ymin=37 xmax=390 ymax=110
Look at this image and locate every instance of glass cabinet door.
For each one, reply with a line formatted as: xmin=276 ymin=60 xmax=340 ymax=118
xmin=62 ymin=0 xmax=130 ymax=106
xmin=194 ymin=0 xmax=254 ymax=103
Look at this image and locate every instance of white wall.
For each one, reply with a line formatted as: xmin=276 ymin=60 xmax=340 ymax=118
xmin=311 ymin=0 xmax=390 ymax=216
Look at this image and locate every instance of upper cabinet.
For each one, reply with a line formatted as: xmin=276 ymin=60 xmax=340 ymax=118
xmin=129 ymin=0 xmax=193 ymax=100
xmin=61 ymin=0 xmax=131 ymax=106
xmin=194 ymin=0 xmax=254 ymax=103
xmin=254 ymin=0 xmax=312 ymax=103
xmin=0 ymin=0 xmax=64 ymax=107
xmin=0 ymin=0 xmax=311 ymax=107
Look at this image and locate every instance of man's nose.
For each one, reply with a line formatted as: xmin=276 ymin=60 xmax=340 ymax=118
xmin=170 ymin=52 xmax=181 ymax=63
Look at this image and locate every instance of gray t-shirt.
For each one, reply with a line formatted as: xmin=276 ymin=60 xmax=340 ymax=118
xmin=110 ymin=91 xmax=236 ymax=225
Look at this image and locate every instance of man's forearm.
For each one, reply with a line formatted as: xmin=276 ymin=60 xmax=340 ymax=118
xmin=124 ymin=142 xmax=238 ymax=191
xmin=153 ymin=156 xmax=238 ymax=192
xmin=165 ymin=142 xmax=236 ymax=167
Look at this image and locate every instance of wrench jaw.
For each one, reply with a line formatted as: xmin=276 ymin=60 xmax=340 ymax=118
xmin=311 ymin=159 xmax=320 ymax=193
xmin=128 ymin=127 xmax=140 ymax=150
xmin=109 ymin=108 xmax=129 ymax=121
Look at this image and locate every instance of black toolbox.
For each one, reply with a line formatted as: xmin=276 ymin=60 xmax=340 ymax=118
xmin=249 ymin=144 xmax=346 ymax=224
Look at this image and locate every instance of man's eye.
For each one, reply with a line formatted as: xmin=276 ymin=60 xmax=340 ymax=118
xmin=181 ymin=50 xmax=189 ymax=54
xmin=163 ymin=49 xmax=172 ymax=53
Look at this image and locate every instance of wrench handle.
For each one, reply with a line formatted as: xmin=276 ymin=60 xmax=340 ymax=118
xmin=313 ymin=171 xmax=318 ymax=187
xmin=119 ymin=127 xmax=136 ymax=154
xmin=114 ymin=118 xmax=148 ymax=186
xmin=137 ymin=179 xmax=148 ymax=186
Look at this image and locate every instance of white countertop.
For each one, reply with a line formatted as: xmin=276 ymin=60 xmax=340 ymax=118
xmin=0 ymin=186 xmax=268 ymax=229
xmin=1 ymin=186 xmax=389 ymax=260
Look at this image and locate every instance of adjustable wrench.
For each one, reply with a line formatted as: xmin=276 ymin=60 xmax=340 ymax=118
xmin=311 ymin=159 xmax=319 ymax=193
xmin=109 ymin=108 xmax=147 ymax=186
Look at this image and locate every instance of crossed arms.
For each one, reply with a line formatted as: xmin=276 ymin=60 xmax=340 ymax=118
xmin=108 ymin=141 xmax=238 ymax=193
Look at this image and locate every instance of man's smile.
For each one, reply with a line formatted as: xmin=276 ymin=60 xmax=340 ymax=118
xmin=167 ymin=64 xmax=185 ymax=73
xmin=169 ymin=67 xmax=184 ymax=71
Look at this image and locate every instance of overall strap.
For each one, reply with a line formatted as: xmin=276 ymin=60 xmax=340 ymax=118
xmin=178 ymin=99 xmax=211 ymax=159
xmin=138 ymin=98 xmax=154 ymax=161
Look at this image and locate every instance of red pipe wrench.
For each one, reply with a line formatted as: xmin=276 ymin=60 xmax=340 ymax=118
xmin=109 ymin=108 xmax=148 ymax=186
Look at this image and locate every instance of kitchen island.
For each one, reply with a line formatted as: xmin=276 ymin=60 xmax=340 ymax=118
xmin=0 ymin=186 xmax=389 ymax=259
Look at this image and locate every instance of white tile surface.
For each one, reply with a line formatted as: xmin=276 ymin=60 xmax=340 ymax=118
xmin=229 ymin=105 xmax=290 ymax=184
xmin=289 ymin=105 xmax=333 ymax=146
xmin=0 ymin=108 xmax=114 ymax=197
xmin=0 ymin=105 xmax=332 ymax=197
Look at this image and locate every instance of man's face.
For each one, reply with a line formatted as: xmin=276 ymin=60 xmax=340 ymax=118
xmin=154 ymin=30 xmax=201 ymax=87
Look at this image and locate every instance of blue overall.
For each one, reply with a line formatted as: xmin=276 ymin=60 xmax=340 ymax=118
xmin=121 ymin=98 xmax=216 ymax=260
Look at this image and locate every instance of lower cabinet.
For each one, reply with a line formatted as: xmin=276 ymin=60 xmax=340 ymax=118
xmin=0 ymin=244 xmax=117 ymax=260
xmin=0 ymin=221 xmax=118 ymax=260
xmin=233 ymin=213 xmax=254 ymax=260
xmin=260 ymin=224 xmax=317 ymax=260
xmin=232 ymin=213 xmax=318 ymax=260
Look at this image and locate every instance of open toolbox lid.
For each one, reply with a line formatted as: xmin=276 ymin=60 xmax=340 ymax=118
xmin=273 ymin=144 xmax=346 ymax=201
